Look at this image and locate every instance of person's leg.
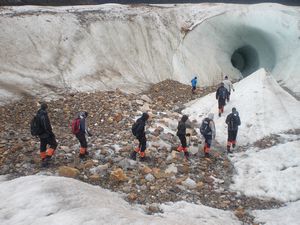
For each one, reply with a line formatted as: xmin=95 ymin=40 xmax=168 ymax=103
xmin=204 ymin=135 xmax=212 ymax=157
xmin=76 ymin=133 xmax=87 ymax=157
xmin=232 ymin=130 xmax=238 ymax=148
xmin=218 ymin=100 xmax=222 ymax=117
xmin=139 ymin=135 xmax=147 ymax=159
xmin=227 ymin=130 xmax=234 ymax=153
xmin=40 ymin=138 xmax=47 ymax=162
xmin=46 ymin=136 xmax=57 ymax=158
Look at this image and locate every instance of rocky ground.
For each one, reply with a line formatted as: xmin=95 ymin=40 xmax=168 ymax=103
xmin=0 ymin=79 xmax=283 ymax=225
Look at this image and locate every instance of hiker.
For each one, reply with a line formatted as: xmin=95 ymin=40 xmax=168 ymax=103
xmin=191 ymin=76 xmax=197 ymax=94
xmin=223 ymin=75 xmax=234 ymax=102
xmin=36 ymin=103 xmax=58 ymax=167
xmin=75 ymin=111 xmax=92 ymax=159
xmin=200 ymin=113 xmax=216 ymax=158
xmin=216 ymin=82 xmax=228 ymax=117
xmin=176 ymin=115 xmax=190 ymax=158
xmin=225 ymin=107 xmax=241 ymax=153
xmin=130 ymin=112 xmax=149 ymax=161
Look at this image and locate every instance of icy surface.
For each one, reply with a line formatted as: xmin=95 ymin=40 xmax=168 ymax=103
xmin=230 ymin=141 xmax=300 ymax=202
xmin=0 ymin=175 xmax=241 ymax=225
xmin=183 ymin=69 xmax=300 ymax=145
xmin=1 ymin=4 xmax=300 ymax=104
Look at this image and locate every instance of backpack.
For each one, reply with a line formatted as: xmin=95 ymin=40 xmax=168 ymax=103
xmin=228 ymin=114 xmax=238 ymax=130
xmin=71 ymin=118 xmax=81 ymax=134
xmin=219 ymin=87 xmax=227 ymax=99
xmin=131 ymin=121 xmax=140 ymax=137
xmin=30 ymin=114 xmax=44 ymax=136
xmin=200 ymin=118 xmax=211 ymax=135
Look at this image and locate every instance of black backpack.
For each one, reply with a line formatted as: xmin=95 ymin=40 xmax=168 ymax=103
xmin=131 ymin=121 xmax=140 ymax=137
xmin=30 ymin=114 xmax=44 ymax=136
xmin=200 ymin=118 xmax=211 ymax=135
xmin=228 ymin=114 xmax=238 ymax=130
xmin=219 ymin=87 xmax=227 ymax=99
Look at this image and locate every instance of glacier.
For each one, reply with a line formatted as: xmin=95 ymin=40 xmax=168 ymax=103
xmin=0 ymin=3 xmax=299 ymax=104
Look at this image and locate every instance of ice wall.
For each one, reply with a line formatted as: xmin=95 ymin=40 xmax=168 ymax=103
xmin=0 ymin=4 xmax=299 ymax=104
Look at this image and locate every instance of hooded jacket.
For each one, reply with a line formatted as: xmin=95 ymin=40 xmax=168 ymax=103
xmin=37 ymin=109 xmax=53 ymax=138
xmin=226 ymin=111 xmax=241 ymax=131
xmin=176 ymin=115 xmax=189 ymax=136
xmin=135 ymin=113 xmax=149 ymax=138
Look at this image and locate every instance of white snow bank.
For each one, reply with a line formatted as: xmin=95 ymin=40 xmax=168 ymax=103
xmin=0 ymin=175 xmax=241 ymax=225
xmin=183 ymin=69 xmax=300 ymax=145
xmin=252 ymin=200 xmax=300 ymax=225
xmin=230 ymin=140 xmax=300 ymax=202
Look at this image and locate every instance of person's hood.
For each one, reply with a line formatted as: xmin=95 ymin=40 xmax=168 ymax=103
xmin=141 ymin=112 xmax=149 ymax=121
xmin=181 ymin=115 xmax=188 ymax=122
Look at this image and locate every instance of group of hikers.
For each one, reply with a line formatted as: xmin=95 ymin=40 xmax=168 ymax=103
xmin=31 ymin=103 xmax=92 ymax=167
xmin=31 ymin=75 xmax=240 ymax=166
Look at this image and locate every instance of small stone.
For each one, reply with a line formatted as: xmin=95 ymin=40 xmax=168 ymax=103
xmin=110 ymin=168 xmax=127 ymax=182
xmin=58 ymin=166 xmax=80 ymax=178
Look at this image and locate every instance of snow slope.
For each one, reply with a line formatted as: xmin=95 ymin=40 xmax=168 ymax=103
xmin=1 ymin=3 xmax=300 ymax=104
xmin=0 ymin=175 xmax=241 ymax=225
xmin=183 ymin=69 xmax=300 ymax=145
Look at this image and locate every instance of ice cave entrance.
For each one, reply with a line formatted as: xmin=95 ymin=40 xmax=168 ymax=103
xmin=231 ymin=45 xmax=259 ymax=77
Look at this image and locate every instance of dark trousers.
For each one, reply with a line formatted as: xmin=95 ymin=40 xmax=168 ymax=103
xmin=178 ymin=134 xmax=187 ymax=148
xmin=138 ymin=135 xmax=147 ymax=152
xmin=76 ymin=133 xmax=87 ymax=148
xmin=203 ymin=134 xmax=212 ymax=148
xmin=228 ymin=130 xmax=238 ymax=142
xmin=218 ymin=98 xmax=226 ymax=109
xmin=40 ymin=136 xmax=57 ymax=152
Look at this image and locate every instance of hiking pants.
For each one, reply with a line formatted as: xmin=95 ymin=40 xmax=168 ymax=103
xmin=218 ymin=98 xmax=226 ymax=114
xmin=227 ymin=130 xmax=238 ymax=146
xmin=178 ymin=134 xmax=187 ymax=148
xmin=138 ymin=134 xmax=147 ymax=153
xmin=76 ymin=132 xmax=87 ymax=148
xmin=40 ymin=135 xmax=57 ymax=159
xmin=203 ymin=134 xmax=212 ymax=153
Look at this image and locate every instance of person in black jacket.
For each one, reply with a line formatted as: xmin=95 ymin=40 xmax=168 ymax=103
xmin=76 ymin=111 xmax=92 ymax=159
xmin=130 ymin=112 xmax=149 ymax=161
xmin=225 ymin=107 xmax=241 ymax=153
xmin=176 ymin=115 xmax=189 ymax=158
xmin=216 ymin=82 xmax=229 ymax=117
xmin=37 ymin=103 xmax=58 ymax=167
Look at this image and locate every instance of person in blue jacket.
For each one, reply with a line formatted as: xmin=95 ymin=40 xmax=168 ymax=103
xmin=191 ymin=76 xmax=197 ymax=94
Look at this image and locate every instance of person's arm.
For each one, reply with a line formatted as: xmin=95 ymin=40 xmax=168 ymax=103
xmin=225 ymin=115 xmax=230 ymax=125
xmin=237 ymin=116 xmax=241 ymax=126
xmin=84 ymin=119 xmax=92 ymax=136
xmin=210 ymin=121 xmax=216 ymax=139
xmin=216 ymin=88 xmax=219 ymax=99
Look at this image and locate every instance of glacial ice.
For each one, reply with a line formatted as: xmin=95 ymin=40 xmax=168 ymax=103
xmin=0 ymin=3 xmax=299 ymax=104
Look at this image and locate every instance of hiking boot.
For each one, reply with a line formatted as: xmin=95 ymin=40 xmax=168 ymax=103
xmin=130 ymin=151 xmax=137 ymax=160
xmin=140 ymin=156 xmax=150 ymax=162
xmin=184 ymin=151 xmax=190 ymax=158
xmin=218 ymin=113 xmax=221 ymax=117
xmin=204 ymin=153 xmax=210 ymax=158
xmin=41 ymin=159 xmax=49 ymax=168
xmin=227 ymin=149 xmax=233 ymax=154
xmin=232 ymin=144 xmax=236 ymax=148
xmin=79 ymin=154 xmax=86 ymax=160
